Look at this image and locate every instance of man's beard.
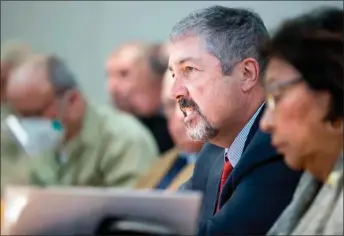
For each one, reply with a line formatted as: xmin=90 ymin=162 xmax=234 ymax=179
xmin=178 ymin=98 xmax=218 ymax=142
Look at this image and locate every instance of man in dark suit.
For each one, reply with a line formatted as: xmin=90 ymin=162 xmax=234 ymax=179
xmin=168 ymin=5 xmax=303 ymax=236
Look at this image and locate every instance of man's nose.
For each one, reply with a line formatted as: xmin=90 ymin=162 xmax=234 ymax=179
xmin=170 ymin=76 xmax=189 ymax=101
xmin=260 ymin=108 xmax=275 ymax=133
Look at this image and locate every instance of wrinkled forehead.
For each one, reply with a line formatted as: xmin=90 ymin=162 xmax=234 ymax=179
xmin=107 ymin=44 xmax=144 ymax=66
xmin=168 ymin=36 xmax=212 ymax=68
xmin=106 ymin=54 xmax=136 ymax=71
xmin=117 ymin=45 xmax=143 ymax=60
xmin=106 ymin=52 xmax=146 ymax=76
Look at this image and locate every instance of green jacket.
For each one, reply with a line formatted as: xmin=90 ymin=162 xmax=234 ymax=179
xmin=1 ymin=105 xmax=32 ymax=194
xmin=30 ymin=104 xmax=159 ymax=188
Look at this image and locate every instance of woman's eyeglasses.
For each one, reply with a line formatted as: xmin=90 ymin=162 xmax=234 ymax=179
xmin=264 ymin=77 xmax=303 ymax=111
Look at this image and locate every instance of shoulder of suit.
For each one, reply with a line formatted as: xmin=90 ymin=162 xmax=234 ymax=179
xmin=198 ymin=143 xmax=224 ymax=159
xmin=242 ymin=129 xmax=279 ymax=161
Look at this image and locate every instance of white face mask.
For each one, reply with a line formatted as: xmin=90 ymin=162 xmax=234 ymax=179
xmin=5 ymin=115 xmax=65 ymax=157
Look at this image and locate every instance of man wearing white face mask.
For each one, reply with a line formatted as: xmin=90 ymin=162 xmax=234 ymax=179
xmin=4 ymin=54 xmax=158 ymax=188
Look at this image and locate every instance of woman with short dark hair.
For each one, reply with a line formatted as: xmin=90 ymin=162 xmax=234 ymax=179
xmin=259 ymin=7 xmax=343 ymax=235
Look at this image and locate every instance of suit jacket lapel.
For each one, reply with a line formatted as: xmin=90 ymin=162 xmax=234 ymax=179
xmin=219 ymin=129 xmax=280 ymax=206
xmin=203 ymin=149 xmax=225 ymax=217
xmin=243 ymin=103 xmax=266 ymax=151
xmin=219 ymin=105 xmax=279 ymax=206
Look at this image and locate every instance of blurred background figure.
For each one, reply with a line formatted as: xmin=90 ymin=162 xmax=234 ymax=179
xmin=1 ymin=41 xmax=31 ymax=106
xmin=1 ymin=41 xmax=33 ymax=194
xmin=5 ymin=54 xmax=158 ymax=188
xmin=106 ymin=42 xmax=174 ymax=154
xmin=135 ymin=70 xmax=203 ymax=190
xmin=260 ymin=7 xmax=343 ymax=235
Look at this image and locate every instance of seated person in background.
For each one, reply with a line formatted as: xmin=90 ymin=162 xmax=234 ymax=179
xmin=135 ymin=70 xmax=203 ymax=190
xmin=106 ymin=42 xmax=174 ymax=154
xmin=260 ymin=7 xmax=343 ymax=235
xmin=4 ymin=54 xmax=158 ymax=188
xmin=1 ymin=41 xmax=33 ymax=194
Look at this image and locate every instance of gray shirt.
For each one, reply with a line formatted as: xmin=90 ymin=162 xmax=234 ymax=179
xmin=268 ymin=154 xmax=343 ymax=235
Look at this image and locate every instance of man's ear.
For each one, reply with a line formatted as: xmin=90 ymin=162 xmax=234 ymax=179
xmin=56 ymin=89 xmax=78 ymax=115
xmin=240 ymin=58 xmax=259 ymax=93
xmin=65 ymin=89 xmax=79 ymax=103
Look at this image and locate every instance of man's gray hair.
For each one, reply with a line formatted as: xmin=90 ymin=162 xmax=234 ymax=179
xmin=47 ymin=55 xmax=78 ymax=95
xmin=170 ymin=5 xmax=270 ymax=75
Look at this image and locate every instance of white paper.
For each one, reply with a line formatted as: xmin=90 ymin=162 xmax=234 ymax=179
xmin=2 ymin=186 xmax=202 ymax=235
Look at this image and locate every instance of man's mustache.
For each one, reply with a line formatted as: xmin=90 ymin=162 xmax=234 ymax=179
xmin=178 ymin=98 xmax=200 ymax=116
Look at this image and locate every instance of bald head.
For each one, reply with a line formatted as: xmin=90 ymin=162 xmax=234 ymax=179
xmin=6 ymin=54 xmax=78 ymax=117
xmin=1 ymin=41 xmax=33 ymax=102
xmin=8 ymin=55 xmax=52 ymax=109
xmin=110 ymin=42 xmax=147 ymax=63
xmin=9 ymin=54 xmax=77 ymax=97
xmin=108 ymin=42 xmax=168 ymax=79
xmin=106 ymin=42 xmax=168 ymax=116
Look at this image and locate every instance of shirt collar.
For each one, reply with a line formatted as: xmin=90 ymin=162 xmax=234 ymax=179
xmin=224 ymin=103 xmax=265 ymax=167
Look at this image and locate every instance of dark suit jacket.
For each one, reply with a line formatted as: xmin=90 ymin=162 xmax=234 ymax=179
xmin=184 ymin=107 xmax=303 ymax=236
